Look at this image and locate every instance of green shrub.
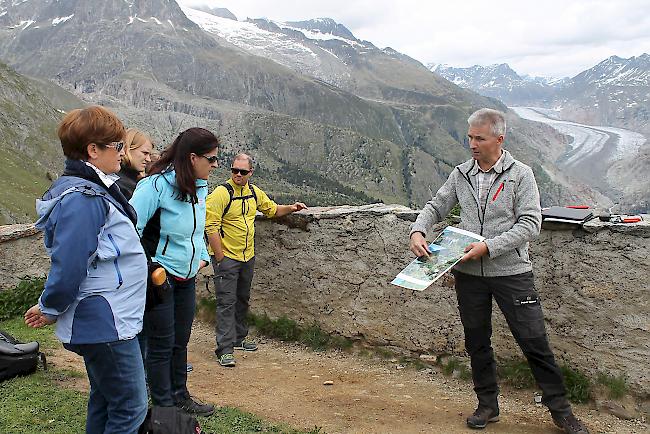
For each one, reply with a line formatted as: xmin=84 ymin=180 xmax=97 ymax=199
xmin=597 ymin=373 xmax=628 ymax=399
xmin=561 ymin=364 xmax=591 ymax=403
xmin=248 ymin=313 xmax=353 ymax=352
xmin=0 ymin=276 xmax=46 ymax=321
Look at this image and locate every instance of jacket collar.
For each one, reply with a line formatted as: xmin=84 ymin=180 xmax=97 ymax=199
xmin=459 ymin=149 xmax=515 ymax=177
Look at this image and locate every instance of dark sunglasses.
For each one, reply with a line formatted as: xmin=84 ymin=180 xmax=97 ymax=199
xmin=100 ymin=141 xmax=124 ymax=152
xmin=200 ymin=155 xmax=219 ymax=163
xmin=231 ymin=168 xmax=251 ymax=175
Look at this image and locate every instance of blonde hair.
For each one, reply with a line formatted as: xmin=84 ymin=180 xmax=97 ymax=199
xmin=122 ymin=128 xmax=153 ymax=168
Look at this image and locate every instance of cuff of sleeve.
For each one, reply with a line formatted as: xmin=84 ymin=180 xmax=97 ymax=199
xmin=483 ymin=239 xmax=498 ymax=258
xmin=409 ymin=224 xmax=427 ymax=238
xmin=38 ymin=298 xmax=59 ymax=320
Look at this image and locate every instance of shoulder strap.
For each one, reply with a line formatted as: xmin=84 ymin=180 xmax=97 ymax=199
xmin=220 ymin=183 xmax=235 ymax=218
xmin=249 ymin=184 xmax=258 ymax=203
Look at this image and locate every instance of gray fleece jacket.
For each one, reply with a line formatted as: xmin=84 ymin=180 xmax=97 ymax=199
xmin=410 ymin=149 xmax=542 ymax=277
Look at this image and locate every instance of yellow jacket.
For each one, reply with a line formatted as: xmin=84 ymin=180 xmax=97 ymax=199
xmin=205 ymin=179 xmax=277 ymax=262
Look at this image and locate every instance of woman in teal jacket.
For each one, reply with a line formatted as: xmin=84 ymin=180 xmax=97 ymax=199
xmin=130 ymin=127 xmax=219 ymax=416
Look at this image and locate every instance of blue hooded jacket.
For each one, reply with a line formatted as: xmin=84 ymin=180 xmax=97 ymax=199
xmin=35 ymin=161 xmax=147 ymax=344
xmin=129 ymin=169 xmax=210 ymax=279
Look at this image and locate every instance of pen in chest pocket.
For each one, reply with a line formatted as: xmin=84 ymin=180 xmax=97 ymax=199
xmin=492 ymin=181 xmax=505 ymax=202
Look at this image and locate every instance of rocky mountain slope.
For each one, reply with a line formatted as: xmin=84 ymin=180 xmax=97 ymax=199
xmin=0 ymin=0 xmax=607 ymax=221
xmin=0 ymin=61 xmax=84 ymax=223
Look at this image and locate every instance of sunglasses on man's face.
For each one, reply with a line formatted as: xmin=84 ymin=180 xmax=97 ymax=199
xmin=200 ymin=154 xmax=219 ymax=164
xmin=101 ymin=141 xmax=124 ymax=152
xmin=231 ymin=168 xmax=251 ymax=176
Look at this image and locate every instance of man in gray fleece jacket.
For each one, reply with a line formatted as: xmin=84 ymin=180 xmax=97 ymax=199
xmin=410 ymin=109 xmax=589 ymax=434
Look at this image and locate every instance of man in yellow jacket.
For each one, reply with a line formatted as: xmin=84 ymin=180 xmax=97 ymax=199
xmin=205 ymin=153 xmax=307 ymax=367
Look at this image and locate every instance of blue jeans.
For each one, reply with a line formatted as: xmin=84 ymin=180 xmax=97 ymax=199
xmin=64 ymin=338 xmax=147 ymax=434
xmin=143 ymin=276 xmax=196 ymax=406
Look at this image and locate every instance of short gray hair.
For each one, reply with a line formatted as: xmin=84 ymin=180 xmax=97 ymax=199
xmin=232 ymin=153 xmax=254 ymax=169
xmin=468 ymin=108 xmax=506 ymax=137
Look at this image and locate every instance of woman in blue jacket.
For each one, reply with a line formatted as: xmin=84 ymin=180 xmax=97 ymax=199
xmin=25 ymin=106 xmax=148 ymax=434
xmin=130 ymin=127 xmax=219 ymax=416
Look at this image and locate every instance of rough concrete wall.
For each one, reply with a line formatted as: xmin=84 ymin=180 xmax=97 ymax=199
xmin=1 ymin=206 xmax=648 ymax=395
xmin=0 ymin=224 xmax=49 ymax=290
xmin=243 ymin=206 xmax=650 ymax=396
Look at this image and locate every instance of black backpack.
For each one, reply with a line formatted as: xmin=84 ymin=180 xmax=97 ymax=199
xmin=0 ymin=329 xmax=47 ymax=382
xmin=138 ymin=406 xmax=203 ymax=434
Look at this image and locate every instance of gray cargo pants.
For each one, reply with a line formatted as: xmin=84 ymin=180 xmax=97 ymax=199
xmin=212 ymin=256 xmax=256 ymax=357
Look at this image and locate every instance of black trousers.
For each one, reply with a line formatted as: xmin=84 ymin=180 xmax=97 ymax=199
xmin=454 ymin=270 xmax=571 ymax=416
xmin=143 ymin=276 xmax=196 ymax=406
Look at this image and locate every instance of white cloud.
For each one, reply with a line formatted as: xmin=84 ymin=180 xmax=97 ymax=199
xmin=177 ymin=0 xmax=650 ymax=78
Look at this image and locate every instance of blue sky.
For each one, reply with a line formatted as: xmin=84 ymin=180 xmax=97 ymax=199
xmin=177 ymin=0 xmax=650 ymax=78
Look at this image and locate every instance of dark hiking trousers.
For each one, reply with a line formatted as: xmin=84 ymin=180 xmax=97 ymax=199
xmin=143 ymin=276 xmax=196 ymax=406
xmin=212 ymin=256 xmax=256 ymax=357
xmin=454 ymin=270 xmax=571 ymax=417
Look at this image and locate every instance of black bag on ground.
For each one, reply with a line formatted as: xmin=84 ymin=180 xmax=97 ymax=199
xmin=138 ymin=406 xmax=203 ymax=434
xmin=0 ymin=329 xmax=47 ymax=382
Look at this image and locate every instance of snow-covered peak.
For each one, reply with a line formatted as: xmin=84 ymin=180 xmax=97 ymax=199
xmin=575 ymin=53 xmax=650 ymax=87
xmin=283 ymin=18 xmax=358 ymax=42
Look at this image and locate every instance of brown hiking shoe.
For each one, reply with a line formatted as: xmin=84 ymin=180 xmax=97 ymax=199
xmin=466 ymin=406 xmax=500 ymax=429
xmin=552 ymin=413 xmax=590 ymax=434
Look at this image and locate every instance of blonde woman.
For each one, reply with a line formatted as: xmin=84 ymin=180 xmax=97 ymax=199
xmin=116 ymin=128 xmax=154 ymax=199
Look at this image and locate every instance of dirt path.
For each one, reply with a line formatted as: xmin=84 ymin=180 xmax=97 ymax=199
xmin=49 ymin=322 xmax=648 ymax=434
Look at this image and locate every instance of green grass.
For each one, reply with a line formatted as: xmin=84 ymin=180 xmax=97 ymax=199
xmin=199 ymin=408 xmax=323 ymax=433
xmin=0 ymin=369 xmax=89 ymax=433
xmin=440 ymin=357 xmax=471 ymax=380
xmin=498 ymin=359 xmax=536 ymax=389
xmin=0 ymin=316 xmax=58 ymax=349
xmin=596 ymin=373 xmax=628 ymax=400
xmin=0 ymin=148 xmax=52 ymax=224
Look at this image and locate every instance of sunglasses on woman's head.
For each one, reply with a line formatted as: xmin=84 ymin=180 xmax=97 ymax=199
xmin=101 ymin=141 xmax=124 ymax=152
xmin=231 ymin=168 xmax=251 ymax=175
xmin=200 ymin=155 xmax=219 ymax=163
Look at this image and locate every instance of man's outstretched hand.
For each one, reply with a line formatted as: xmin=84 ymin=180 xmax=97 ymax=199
xmin=409 ymin=232 xmax=430 ymax=258
xmin=292 ymin=202 xmax=307 ymax=212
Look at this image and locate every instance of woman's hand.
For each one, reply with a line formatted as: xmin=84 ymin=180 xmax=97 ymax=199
xmin=24 ymin=304 xmax=56 ymax=328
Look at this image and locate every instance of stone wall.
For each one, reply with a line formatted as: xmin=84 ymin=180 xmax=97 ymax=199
xmin=1 ymin=205 xmax=648 ymax=395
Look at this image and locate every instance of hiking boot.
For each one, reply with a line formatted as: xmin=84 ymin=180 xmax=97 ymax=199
xmin=218 ymin=353 xmax=236 ymax=367
xmin=176 ymin=396 xmax=215 ymax=417
xmin=234 ymin=339 xmax=258 ymax=352
xmin=466 ymin=406 xmax=500 ymax=429
xmin=552 ymin=413 xmax=590 ymax=434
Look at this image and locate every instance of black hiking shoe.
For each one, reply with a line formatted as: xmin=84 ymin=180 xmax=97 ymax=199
xmin=552 ymin=413 xmax=590 ymax=434
xmin=466 ymin=406 xmax=500 ymax=429
xmin=176 ymin=396 xmax=215 ymax=417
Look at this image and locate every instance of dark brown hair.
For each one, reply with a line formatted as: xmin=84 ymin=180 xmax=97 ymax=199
xmin=149 ymin=128 xmax=219 ymax=203
xmin=57 ymin=106 xmax=125 ymax=160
